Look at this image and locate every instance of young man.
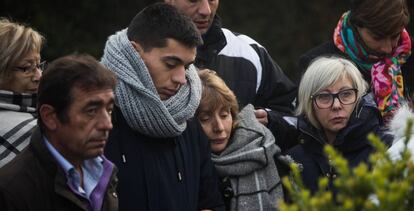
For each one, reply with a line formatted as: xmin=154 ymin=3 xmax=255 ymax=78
xmin=101 ymin=3 xmax=224 ymax=211
xmin=164 ymin=0 xmax=297 ymax=130
xmin=0 ymin=54 xmax=118 ymax=211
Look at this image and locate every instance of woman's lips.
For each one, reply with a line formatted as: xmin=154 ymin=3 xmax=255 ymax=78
xmin=330 ymin=116 xmax=346 ymax=124
xmin=211 ymin=138 xmax=226 ymax=144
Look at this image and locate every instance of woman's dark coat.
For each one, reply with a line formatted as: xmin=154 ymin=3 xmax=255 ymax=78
xmin=287 ymin=94 xmax=393 ymax=193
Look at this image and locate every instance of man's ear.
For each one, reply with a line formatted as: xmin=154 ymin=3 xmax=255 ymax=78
xmin=130 ymin=41 xmax=144 ymax=53
xmin=39 ymin=104 xmax=59 ymax=131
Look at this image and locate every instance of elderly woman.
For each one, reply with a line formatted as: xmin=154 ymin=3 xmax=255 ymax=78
xmin=299 ymin=0 xmax=413 ymax=123
xmin=0 ymin=18 xmax=45 ymax=167
xmin=287 ymin=56 xmax=393 ymax=193
xmin=196 ymin=69 xmax=290 ymax=211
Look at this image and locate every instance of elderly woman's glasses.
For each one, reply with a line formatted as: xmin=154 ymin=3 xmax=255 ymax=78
xmin=311 ymin=88 xmax=358 ymax=109
xmin=14 ymin=61 xmax=47 ymax=75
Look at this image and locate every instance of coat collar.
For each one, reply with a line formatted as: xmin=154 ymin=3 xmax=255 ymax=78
xmin=30 ymin=127 xmax=89 ymax=210
xmin=30 ymin=127 xmax=59 ymax=173
xmin=196 ymin=16 xmax=227 ymax=66
xmin=200 ymin=15 xmax=225 ymax=47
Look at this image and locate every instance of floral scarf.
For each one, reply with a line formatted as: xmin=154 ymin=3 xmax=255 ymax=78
xmin=333 ymin=11 xmax=412 ymax=121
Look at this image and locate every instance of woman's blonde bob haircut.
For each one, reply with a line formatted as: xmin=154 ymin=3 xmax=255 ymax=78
xmin=295 ymin=56 xmax=368 ymax=129
xmin=0 ymin=18 xmax=44 ymax=84
xmin=196 ymin=69 xmax=239 ymax=129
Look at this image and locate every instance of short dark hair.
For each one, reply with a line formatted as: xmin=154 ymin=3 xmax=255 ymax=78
xmin=37 ymin=54 xmax=117 ymax=127
xmin=350 ymin=0 xmax=410 ymax=37
xmin=127 ymin=2 xmax=202 ymax=51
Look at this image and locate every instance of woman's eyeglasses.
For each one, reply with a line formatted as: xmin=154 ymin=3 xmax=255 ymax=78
xmin=311 ymin=88 xmax=358 ymax=109
xmin=14 ymin=61 xmax=47 ymax=75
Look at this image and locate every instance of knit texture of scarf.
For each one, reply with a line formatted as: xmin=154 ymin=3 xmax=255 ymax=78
xmin=334 ymin=11 xmax=412 ymax=121
xmin=101 ymin=29 xmax=202 ymax=138
xmin=212 ymin=104 xmax=284 ymax=211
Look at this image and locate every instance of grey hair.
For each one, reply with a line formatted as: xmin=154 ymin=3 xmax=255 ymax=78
xmin=296 ymin=56 xmax=368 ymax=128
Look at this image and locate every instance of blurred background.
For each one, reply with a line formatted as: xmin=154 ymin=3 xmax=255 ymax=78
xmin=1 ymin=0 xmax=413 ymax=83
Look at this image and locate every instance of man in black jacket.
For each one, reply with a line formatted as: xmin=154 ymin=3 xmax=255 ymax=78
xmin=164 ymin=0 xmax=298 ymax=146
xmin=0 ymin=54 xmax=119 ymax=211
xmin=101 ymin=3 xmax=224 ymax=211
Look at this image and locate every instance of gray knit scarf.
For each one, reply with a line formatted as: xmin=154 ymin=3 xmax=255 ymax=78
xmin=101 ymin=29 xmax=201 ymax=138
xmin=212 ymin=104 xmax=286 ymax=211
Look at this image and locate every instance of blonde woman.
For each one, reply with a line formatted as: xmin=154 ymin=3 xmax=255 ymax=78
xmin=287 ymin=56 xmax=392 ymax=193
xmin=0 ymin=18 xmax=45 ymax=167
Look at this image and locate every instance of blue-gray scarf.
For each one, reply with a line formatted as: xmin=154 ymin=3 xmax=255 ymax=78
xmin=101 ymin=29 xmax=201 ymax=138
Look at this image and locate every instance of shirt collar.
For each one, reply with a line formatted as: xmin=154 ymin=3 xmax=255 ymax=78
xmin=43 ymin=136 xmax=74 ymax=174
xmin=43 ymin=136 xmax=104 ymax=199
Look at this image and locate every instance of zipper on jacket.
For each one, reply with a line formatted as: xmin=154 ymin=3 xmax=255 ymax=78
xmin=299 ymin=129 xmax=326 ymax=145
xmin=177 ymin=172 xmax=182 ymax=181
xmin=173 ymin=139 xmax=183 ymax=182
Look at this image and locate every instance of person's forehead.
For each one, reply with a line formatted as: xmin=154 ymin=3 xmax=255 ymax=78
xmin=70 ymin=87 xmax=114 ymax=104
xmin=199 ymin=101 xmax=230 ymax=113
xmin=18 ymin=51 xmax=41 ymax=63
xmin=172 ymin=0 xmax=196 ymax=5
xmin=156 ymin=40 xmax=196 ymax=61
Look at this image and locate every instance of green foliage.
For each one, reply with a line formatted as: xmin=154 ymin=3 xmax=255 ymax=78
xmin=281 ymin=119 xmax=414 ymax=211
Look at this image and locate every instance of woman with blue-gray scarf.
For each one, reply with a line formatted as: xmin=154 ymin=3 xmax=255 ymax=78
xmin=196 ymin=69 xmax=292 ymax=211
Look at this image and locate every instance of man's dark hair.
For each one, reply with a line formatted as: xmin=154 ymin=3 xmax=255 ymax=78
xmin=350 ymin=0 xmax=410 ymax=37
xmin=127 ymin=2 xmax=202 ymax=51
xmin=37 ymin=54 xmax=117 ymax=127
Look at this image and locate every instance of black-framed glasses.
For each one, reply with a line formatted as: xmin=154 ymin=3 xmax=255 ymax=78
xmin=311 ymin=88 xmax=358 ymax=109
xmin=14 ymin=61 xmax=47 ymax=75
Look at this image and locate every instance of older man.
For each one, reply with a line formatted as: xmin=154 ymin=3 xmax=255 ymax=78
xmin=0 ymin=54 xmax=118 ymax=211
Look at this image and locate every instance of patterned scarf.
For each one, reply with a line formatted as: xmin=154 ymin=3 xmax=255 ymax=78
xmin=101 ymin=29 xmax=202 ymax=138
xmin=0 ymin=90 xmax=36 ymax=113
xmin=333 ymin=11 xmax=412 ymax=121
